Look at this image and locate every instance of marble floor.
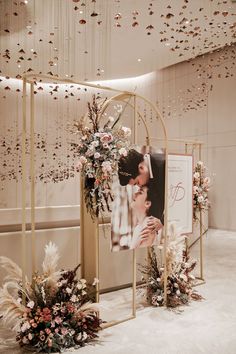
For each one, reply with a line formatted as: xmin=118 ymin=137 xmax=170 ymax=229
xmin=1 ymin=228 xmax=236 ymax=354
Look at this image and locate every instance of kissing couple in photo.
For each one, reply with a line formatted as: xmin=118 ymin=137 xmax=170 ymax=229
xmin=118 ymin=147 xmax=165 ymax=249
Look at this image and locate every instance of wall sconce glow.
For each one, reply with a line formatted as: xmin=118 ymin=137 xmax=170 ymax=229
xmin=24 ymin=0 xmax=28 ymax=3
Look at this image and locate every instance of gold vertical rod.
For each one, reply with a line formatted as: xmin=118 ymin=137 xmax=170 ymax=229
xmin=21 ymin=78 xmax=27 ymax=302
xmin=184 ymin=143 xmax=189 ymax=250
xmin=132 ymin=94 xmax=137 ymax=316
xmin=30 ymin=83 xmax=36 ymax=275
xmin=133 ymin=95 xmax=137 ymax=144
xmin=163 ymin=146 xmax=169 ymax=306
xmin=132 ymin=250 xmax=136 ymax=316
xmin=199 ymin=144 xmax=204 ymax=279
xmin=80 ymin=178 xmax=85 ymax=279
xmin=95 ymin=218 xmax=99 ymax=303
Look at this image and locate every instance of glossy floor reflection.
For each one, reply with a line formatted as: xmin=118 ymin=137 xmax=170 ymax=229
xmin=1 ymin=229 xmax=236 ymax=354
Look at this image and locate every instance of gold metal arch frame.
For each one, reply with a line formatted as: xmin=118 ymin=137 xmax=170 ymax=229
xmin=185 ymin=141 xmax=206 ymax=285
xmin=21 ymin=73 xmax=169 ymax=327
xmin=151 ymin=137 xmax=206 ymax=285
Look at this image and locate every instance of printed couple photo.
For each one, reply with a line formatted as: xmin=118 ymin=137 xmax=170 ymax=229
xmin=111 ymin=146 xmax=166 ymax=252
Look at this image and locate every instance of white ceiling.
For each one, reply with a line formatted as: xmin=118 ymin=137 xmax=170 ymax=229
xmin=0 ymin=0 xmax=236 ymax=80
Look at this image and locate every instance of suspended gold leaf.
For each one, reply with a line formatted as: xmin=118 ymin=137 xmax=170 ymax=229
xmin=114 ymin=13 xmax=122 ymax=20
xmin=166 ymin=13 xmax=174 ymax=19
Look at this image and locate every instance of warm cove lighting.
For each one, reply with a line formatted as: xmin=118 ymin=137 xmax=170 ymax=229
xmin=0 ymin=71 xmax=155 ymax=91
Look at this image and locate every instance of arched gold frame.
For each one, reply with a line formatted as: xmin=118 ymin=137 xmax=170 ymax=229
xmin=21 ymin=73 xmax=169 ymax=327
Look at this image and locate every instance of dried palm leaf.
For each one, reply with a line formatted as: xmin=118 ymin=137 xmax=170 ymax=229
xmin=0 ymin=282 xmax=26 ymax=331
xmin=42 ymin=242 xmax=61 ymax=286
xmin=166 ymin=224 xmax=186 ymax=276
xmin=0 ymin=256 xmax=31 ymax=296
xmin=78 ymin=302 xmax=100 ymax=317
xmin=0 ymin=256 xmax=23 ymax=283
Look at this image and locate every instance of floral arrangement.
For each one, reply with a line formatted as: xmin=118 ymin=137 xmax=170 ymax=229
xmin=69 ymin=95 xmax=131 ymax=219
xmin=0 ymin=242 xmax=101 ymax=353
xmin=193 ymin=160 xmax=211 ymax=220
xmin=139 ymin=224 xmax=202 ymax=308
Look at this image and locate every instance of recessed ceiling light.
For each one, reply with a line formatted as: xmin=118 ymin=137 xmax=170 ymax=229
xmin=30 ymin=48 xmax=34 ymax=52
xmin=137 ymin=58 xmax=141 ymax=62
xmin=79 ymin=11 xmax=83 ymax=14
xmin=24 ymin=0 xmax=28 ymax=3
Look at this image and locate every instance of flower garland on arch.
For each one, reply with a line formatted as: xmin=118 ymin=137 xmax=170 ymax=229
xmin=69 ymin=95 xmax=131 ymax=219
xmin=193 ymin=161 xmax=211 ymax=220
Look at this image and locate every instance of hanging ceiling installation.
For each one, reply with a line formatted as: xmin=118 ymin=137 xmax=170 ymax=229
xmin=0 ymin=0 xmax=236 ymax=80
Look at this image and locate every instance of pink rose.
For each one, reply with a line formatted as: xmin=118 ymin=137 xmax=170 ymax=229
xmin=61 ymin=327 xmax=68 ymax=335
xmin=55 ymin=316 xmax=62 ymax=324
xmin=100 ymin=133 xmax=113 ymax=143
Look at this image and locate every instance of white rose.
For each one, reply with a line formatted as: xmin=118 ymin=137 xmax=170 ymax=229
xmin=94 ymin=152 xmax=100 ymax=159
xmin=194 ymin=172 xmax=200 ymax=179
xmin=70 ymin=295 xmax=78 ymax=302
xmin=119 ymin=148 xmax=127 ymax=156
xmin=27 ymin=301 xmax=34 ymax=309
xmin=77 ymin=283 xmax=83 ymax=290
xmin=102 ymin=161 xmax=112 ymax=173
xmin=198 ymin=195 xmax=204 ymax=203
xmin=121 ymin=126 xmax=131 ymax=136
xmin=21 ymin=321 xmax=31 ymax=332
xmin=76 ymin=161 xmax=82 ymax=171
xmin=66 ymin=287 xmax=72 ymax=294
xmin=79 ymin=156 xmax=87 ymax=164
xmin=91 ymin=140 xmax=99 ymax=147
xmin=193 ymin=186 xmax=198 ymax=194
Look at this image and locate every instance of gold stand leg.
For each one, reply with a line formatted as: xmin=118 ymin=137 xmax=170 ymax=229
xmin=80 ymin=178 xmax=99 ymax=302
xmin=21 ymin=78 xmax=27 ymax=304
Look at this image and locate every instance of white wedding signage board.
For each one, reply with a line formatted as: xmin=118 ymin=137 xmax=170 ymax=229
xmin=168 ymin=154 xmax=193 ymax=234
